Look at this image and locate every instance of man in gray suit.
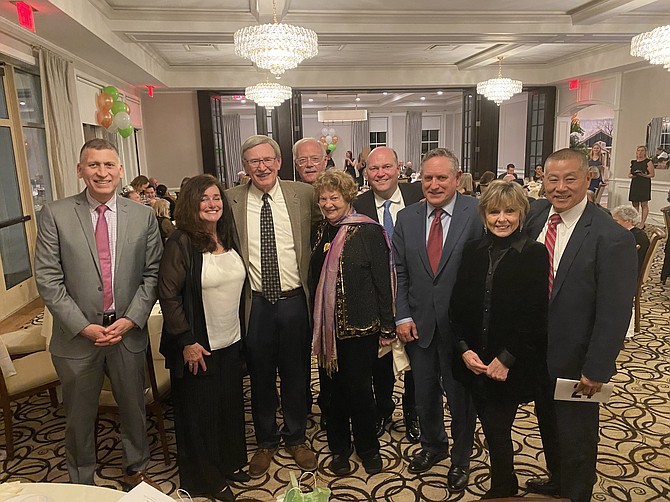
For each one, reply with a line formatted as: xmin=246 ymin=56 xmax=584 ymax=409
xmin=226 ymin=135 xmax=321 ymax=478
xmin=524 ymin=148 xmax=637 ymax=502
xmin=34 ymin=139 xmax=162 ymax=488
xmin=393 ymin=148 xmax=482 ymax=491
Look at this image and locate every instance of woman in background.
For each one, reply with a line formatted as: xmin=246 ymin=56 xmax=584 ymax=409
xmin=153 ymin=198 xmax=175 ymax=243
xmin=588 ymin=143 xmax=605 ymax=192
xmin=159 ymin=175 xmax=247 ymax=502
xmin=628 ymin=145 xmax=655 ymax=228
xmin=475 ymin=171 xmax=496 ymax=196
xmin=457 ymin=172 xmax=474 ymax=195
xmin=120 ymin=184 xmax=142 ymax=203
xmin=344 ymin=150 xmax=358 ymax=181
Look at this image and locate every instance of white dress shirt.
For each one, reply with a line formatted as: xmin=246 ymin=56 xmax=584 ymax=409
xmin=373 ymin=186 xmax=405 ymax=225
xmin=537 ymin=196 xmax=588 ymax=273
xmin=246 ymin=181 xmax=301 ymax=293
xmin=86 ymin=191 xmax=118 ymax=311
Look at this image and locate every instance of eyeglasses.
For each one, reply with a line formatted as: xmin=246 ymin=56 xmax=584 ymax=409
xmin=200 ymin=195 xmax=222 ymax=203
xmin=367 ymin=163 xmax=396 ymax=174
xmin=296 ymin=156 xmax=324 ymax=167
xmin=244 ymin=157 xmax=277 ymax=168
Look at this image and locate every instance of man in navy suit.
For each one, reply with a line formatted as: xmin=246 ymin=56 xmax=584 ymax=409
xmin=353 ymin=146 xmax=423 ymax=443
xmin=524 ymin=148 xmax=637 ymax=502
xmin=393 ymin=148 xmax=483 ymax=491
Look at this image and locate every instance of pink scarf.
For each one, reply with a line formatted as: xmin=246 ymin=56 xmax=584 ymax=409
xmin=312 ymin=212 xmax=397 ymax=374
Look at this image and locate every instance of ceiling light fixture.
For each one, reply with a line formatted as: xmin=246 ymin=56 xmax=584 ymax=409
xmin=245 ymin=80 xmax=292 ymax=109
xmin=476 ymin=56 xmax=522 ymax=106
xmin=234 ymin=0 xmax=318 ymax=78
xmin=631 ymin=25 xmax=670 ymax=70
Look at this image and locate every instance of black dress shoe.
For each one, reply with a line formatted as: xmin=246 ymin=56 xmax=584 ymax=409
xmin=362 ymin=453 xmax=382 ymax=475
xmin=328 ymin=452 xmax=353 ymax=476
xmin=526 ymin=477 xmax=560 ymax=496
xmin=479 ymin=487 xmax=518 ymax=499
xmin=404 ymin=413 xmax=421 ymax=443
xmin=407 ymin=449 xmax=448 ymax=474
xmin=225 ymin=469 xmax=251 ymax=483
xmin=212 ymin=485 xmax=235 ymax=502
xmin=375 ymin=415 xmax=391 ymax=438
xmin=447 ymin=465 xmax=469 ymax=491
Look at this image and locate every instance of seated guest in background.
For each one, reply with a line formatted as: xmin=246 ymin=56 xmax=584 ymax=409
xmin=498 ymin=163 xmax=518 ymax=180
xmin=130 ymin=175 xmax=150 ymax=194
xmin=159 ymin=175 xmax=248 ymax=502
xmin=149 ymin=176 xmax=159 ymax=189
xmin=156 ymin=184 xmax=177 ymax=219
xmin=144 ymin=185 xmax=157 ymax=207
xmin=353 ymin=146 xmax=422 ymax=443
xmin=612 ymin=205 xmax=649 ymax=276
xmin=120 ymin=184 xmax=142 ymax=203
xmin=311 ymin=170 xmax=394 ymax=476
xmin=532 ymin=164 xmax=544 ymax=182
xmin=476 ymin=171 xmax=496 ymax=195
xmin=457 ymin=172 xmax=474 ymax=195
xmin=405 ymin=161 xmax=414 ymax=177
xmin=294 ymin=138 xmax=327 ymax=185
xmin=153 ymin=198 xmax=175 ymax=243
xmin=451 ymin=180 xmax=549 ymax=499
xmin=325 ymin=150 xmax=336 ymax=169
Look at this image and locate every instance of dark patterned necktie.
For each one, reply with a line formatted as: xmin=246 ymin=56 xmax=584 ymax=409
xmin=383 ymin=200 xmax=394 ymax=240
xmin=261 ymin=193 xmax=281 ymax=303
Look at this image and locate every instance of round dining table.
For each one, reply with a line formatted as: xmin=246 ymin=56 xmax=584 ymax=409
xmin=6 ymin=483 xmax=125 ymax=502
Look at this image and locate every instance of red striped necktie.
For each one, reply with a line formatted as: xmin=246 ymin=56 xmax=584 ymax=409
xmin=95 ymin=204 xmax=114 ymax=311
xmin=545 ymin=213 xmax=562 ymax=297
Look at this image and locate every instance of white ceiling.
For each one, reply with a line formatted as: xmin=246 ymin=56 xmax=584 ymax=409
xmin=1 ymin=0 xmax=669 ymax=93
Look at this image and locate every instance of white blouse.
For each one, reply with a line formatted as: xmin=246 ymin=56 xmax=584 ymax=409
xmin=201 ymin=249 xmax=246 ymax=350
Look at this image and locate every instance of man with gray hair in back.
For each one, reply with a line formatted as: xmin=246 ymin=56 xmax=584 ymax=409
xmin=293 ymin=138 xmax=327 ymax=185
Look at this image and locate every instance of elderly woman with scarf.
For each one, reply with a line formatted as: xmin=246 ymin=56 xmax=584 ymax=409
xmin=309 ymin=169 xmax=396 ymax=477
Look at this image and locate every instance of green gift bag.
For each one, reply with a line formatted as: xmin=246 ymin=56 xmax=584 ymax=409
xmin=279 ymin=472 xmax=331 ymax=502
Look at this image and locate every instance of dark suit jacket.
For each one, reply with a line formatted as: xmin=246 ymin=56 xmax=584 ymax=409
xmin=393 ymin=193 xmax=484 ymax=348
xmin=353 ymin=183 xmax=423 ymax=221
xmin=525 ymin=199 xmax=637 ymax=382
xmin=450 ymin=234 xmax=549 ymax=403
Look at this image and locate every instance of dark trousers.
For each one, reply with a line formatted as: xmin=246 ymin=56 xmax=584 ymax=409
xmin=246 ymin=292 xmax=311 ymax=448
xmin=326 ymin=335 xmax=380 ymax=460
xmin=473 ymin=396 xmax=519 ymax=497
xmin=317 ymin=367 xmax=332 ymax=419
xmin=373 ymin=352 xmax=417 ymax=419
xmin=405 ymin=332 xmax=476 ymax=467
xmin=535 ymin=381 xmax=600 ymax=502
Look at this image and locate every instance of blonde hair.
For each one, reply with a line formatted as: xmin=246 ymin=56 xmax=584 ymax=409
xmin=478 ymin=180 xmax=530 ymax=224
xmin=153 ymin=198 xmax=171 ymax=218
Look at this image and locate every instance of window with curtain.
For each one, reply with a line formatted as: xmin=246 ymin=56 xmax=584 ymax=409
xmin=370 ymin=131 xmax=387 ymax=148
xmin=661 ymin=119 xmax=670 ymax=151
xmin=421 ymin=129 xmax=439 ymax=156
xmin=527 ymin=93 xmax=546 ymax=169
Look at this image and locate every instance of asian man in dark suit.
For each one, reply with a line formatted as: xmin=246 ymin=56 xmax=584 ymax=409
xmin=524 ymin=148 xmax=637 ymax=502
xmin=393 ymin=148 xmax=483 ymax=491
xmin=353 ymin=146 xmax=422 ymax=443
xmin=34 ymin=139 xmax=162 ymax=489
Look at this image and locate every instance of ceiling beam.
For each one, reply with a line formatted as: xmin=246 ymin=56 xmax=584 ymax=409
xmin=570 ymin=0 xmax=659 ymax=25
xmin=456 ymin=44 xmax=526 ymax=70
xmin=251 ymin=0 xmax=291 ymax=24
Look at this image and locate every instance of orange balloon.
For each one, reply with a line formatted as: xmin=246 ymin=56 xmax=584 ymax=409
xmin=319 ymin=135 xmax=326 ymax=143
xmin=97 ymin=110 xmax=113 ymax=129
xmin=97 ymin=92 xmax=114 ymax=111
xmin=332 ymin=135 xmax=339 ymax=144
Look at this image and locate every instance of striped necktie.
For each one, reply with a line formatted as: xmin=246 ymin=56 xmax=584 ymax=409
xmin=544 ymin=213 xmax=562 ymax=297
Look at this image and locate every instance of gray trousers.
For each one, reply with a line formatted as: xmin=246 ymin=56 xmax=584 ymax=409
xmin=52 ymin=343 xmax=148 ymax=485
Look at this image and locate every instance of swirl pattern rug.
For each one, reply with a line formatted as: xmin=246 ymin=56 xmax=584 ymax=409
xmin=1 ymin=243 xmax=669 ymax=501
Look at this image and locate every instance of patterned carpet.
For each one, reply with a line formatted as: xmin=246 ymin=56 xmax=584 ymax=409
xmin=1 ymin=239 xmax=669 ymax=501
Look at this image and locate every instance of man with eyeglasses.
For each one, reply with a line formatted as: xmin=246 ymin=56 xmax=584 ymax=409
xmin=225 ymin=135 xmax=321 ymax=479
xmin=293 ymin=138 xmax=327 ymax=185
xmin=353 ymin=146 xmax=423 ymax=444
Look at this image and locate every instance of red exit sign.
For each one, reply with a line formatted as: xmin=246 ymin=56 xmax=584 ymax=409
xmin=16 ymin=2 xmax=36 ymax=33
xmin=569 ymin=79 xmax=580 ymax=90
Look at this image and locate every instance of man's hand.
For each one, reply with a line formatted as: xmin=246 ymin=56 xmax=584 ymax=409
xmin=183 ymin=343 xmax=211 ymax=375
xmin=396 ymin=321 xmax=418 ymax=343
xmin=94 ymin=317 xmax=135 ymax=346
xmin=462 ymin=350 xmax=488 ymax=375
xmin=574 ymin=374 xmax=603 ymax=397
xmin=80 ymin=324 xmax=108 ymax=343
xmin=486 ymin=357 xmax=509 ymax=381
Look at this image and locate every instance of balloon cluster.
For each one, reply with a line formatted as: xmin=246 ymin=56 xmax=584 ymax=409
xmin=95 ymin=86 xmax=134 ymax=138
xmin=319 ymin=127 xmax=339 ymax=152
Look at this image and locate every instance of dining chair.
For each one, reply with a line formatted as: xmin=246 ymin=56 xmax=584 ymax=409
xmin=634 ymin=226 xmax=666 ymax=333
xmin=0 ymin=308 xmax=53 ymax=358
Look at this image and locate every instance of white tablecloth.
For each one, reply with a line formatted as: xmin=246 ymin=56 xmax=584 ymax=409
xmin=2 ymin=483 xmax=125 ymax=502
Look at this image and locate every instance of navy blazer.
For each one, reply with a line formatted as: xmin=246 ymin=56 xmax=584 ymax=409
xmin=525 ymin=199 xmax=637 ymax=382
xmin=393 ymin=193 xmax=484 ymax=348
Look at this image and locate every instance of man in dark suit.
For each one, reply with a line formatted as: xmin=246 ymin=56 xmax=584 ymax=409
xmin=393 ymin=148 xmax=483 ymax=491
xmin=524 ymin=148 xmax=637 ymax=502
xmin=34 ymin=139 xmax=162 ymax=488
xmin=226 ymin=135 xmax=321 ymax=478
xmin=353 ymin=146 xmax=422 ymax=443
xmin=294 ymin=137 xmax=327 ymax=185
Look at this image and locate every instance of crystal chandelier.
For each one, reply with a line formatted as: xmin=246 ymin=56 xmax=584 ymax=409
xmin=631 ymin=25 xmax=670 ymax=70
xmin=245 ymin=81 xmax=292 ymax=109
xmin=476 ymin=57 xmax=523 ymax=106
xmin=234 ymin=0 xmax=318 ymax=77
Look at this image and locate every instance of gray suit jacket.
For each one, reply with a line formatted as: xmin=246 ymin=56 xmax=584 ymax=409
xmin=35 ymin=190 xmax=162 ymax=359
xmin=225 ymin=180 xmax=320 ymax=328
xmin=525 ymin=199 xmax=637 ymax=382
xmin=393 ymin=193 xmax=484 ymax=348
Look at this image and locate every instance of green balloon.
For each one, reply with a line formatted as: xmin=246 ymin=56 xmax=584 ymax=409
xmin=102 ymin=86 xmax=119 ymax=101
xmin=328 ymin=143 xmax=336 ymax=151
xmin=118 ymin=125 xmax=134 ymax=138
xmin=110 ymin=100 xmax=128 ymax=115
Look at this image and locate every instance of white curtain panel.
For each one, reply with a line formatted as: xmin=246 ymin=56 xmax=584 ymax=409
xmin=38 ymin=48 xmax=80 ymax=199
xmin=351 ymin=119 xmax=370 ymax=160
xmin=647 ymin=117 xmax=663 ymax=155
xmin=222 ymin=113 xmax=242 ymax=188
xmin=405 ymin=111 xmax=422 ymax=169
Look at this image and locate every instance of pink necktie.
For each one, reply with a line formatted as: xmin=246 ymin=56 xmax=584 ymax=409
xmin=427 ymin=208 xmax=443 ymax=274
xmin=95 ymin=204 xmax=113 ymax=311
xmin=544 ymin=213 xmax=562 ymax=297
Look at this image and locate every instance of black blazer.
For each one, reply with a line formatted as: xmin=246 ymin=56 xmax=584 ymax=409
xmin=525 ymin=199 xmax=637 ymax=382
xmin=353 ymin=182 xmax=423 ymax=221
xmin=450 ymin=234 xmax=549 ymax=403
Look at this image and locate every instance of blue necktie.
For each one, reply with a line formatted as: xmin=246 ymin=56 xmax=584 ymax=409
xmin=383 ymin=200 xmax=394 ymax=240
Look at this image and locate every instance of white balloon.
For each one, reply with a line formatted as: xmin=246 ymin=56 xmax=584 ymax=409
xmin=321 ymin=127 xmax=329 ymax=136
xmin=325 ymin=135 xmax=333 ymax=143
xmin=329 ymin=127 xmax=336 ymax=136
xmin=112 ymin=111 xmax=131 ymax=130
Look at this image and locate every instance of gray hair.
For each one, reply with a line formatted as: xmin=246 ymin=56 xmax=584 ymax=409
xmin=421 ymin=147 xmax=459 ymax=175
xmin=611 ymin=205 xmax=640 ymax=225
xmin=241 ymin=135 xmax=281 ymax=161
xmin=292 ymin=137 xmax=326 ymax=159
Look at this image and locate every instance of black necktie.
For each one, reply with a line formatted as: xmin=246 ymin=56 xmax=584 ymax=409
xmin=261 ymin=193 xmax=281 ymax=303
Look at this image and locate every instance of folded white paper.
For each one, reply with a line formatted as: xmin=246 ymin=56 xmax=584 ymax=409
xmin=118 ymin=482 xmax=173 ymax=502
xmin=554 ymin=378 xmax=614 ymax=403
